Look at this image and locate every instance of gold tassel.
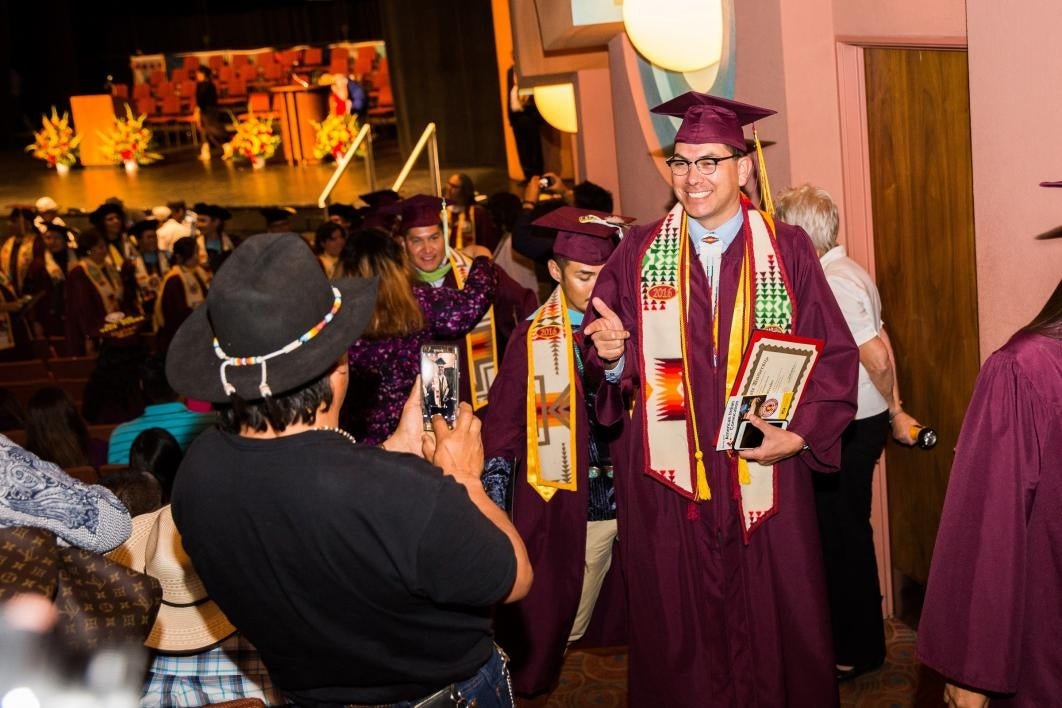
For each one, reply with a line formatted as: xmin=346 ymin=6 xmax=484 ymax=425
xmin=738 ymin=458 xmax=751 ymax=485
xmin=695 ymin=449 xmax=711 ymax=500
xmin=754 ymin=126 xmax=774 ymax=216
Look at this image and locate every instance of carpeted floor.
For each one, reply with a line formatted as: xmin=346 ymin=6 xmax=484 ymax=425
xmin=539 ymin=618 xmax=946 ymax=707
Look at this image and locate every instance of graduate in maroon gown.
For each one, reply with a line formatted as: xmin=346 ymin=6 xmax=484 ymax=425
xmin=398 ymin=195 xmax=538 ymax=413
xmin=917 ymin=277 xmax=1062 ymax=708
xmin=481 ymin=207 xmax=632 ymax=696
xmin=583 ymin=93 xmax=858 ymax=706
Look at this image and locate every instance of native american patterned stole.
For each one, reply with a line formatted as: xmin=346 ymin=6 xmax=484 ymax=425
xmin=76 ymin=261 xmax=123 ymax=314
xmin=449 ymin=249 xmax=499 ymax=410
xmin=525 ymin=286 xmax=578 ymax=502
xmin=637 ymin=199 xmax=795 ymax=536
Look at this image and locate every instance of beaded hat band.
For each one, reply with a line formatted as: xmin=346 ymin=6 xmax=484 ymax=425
xmin=212 ymin=286 xmax=343 ymax=398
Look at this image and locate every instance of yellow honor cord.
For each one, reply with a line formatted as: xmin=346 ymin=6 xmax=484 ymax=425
xmin=754 ymin=125 xmax=774 ymax=216
xmin=678 ymin=216 xmax=711 ymax=501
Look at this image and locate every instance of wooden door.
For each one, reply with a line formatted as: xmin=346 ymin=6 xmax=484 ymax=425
xmin=864 ymin=48 xmax=980 ymax=598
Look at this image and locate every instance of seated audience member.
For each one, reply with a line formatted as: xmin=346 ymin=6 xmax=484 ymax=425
xmin=24 ymin=386 xmax=107 ymax=469
xmin=81 ymin=341 xmax=148 ymax=424
xmin=33 ymin=196 xmax=66 ymax=235
xmin=108 ymin=506 xmax=285 ymax=706
xmin=314 ymin=221 xmax=348 ymax=279
xmin=482 ymin=207 xmax=628 ymax=696
xmin=0 ymin=435 xmax=131 ymax=552
xmin=344 ymin=227 xmax=495 ymax=445
xmin=99 ymin=468 xmax=163 ymax=517
xmin=64 ymin=229 xmax=129 ymax=355
xmin=398 ymin=194 xmax=538 ymax=411
xmin=166 ymin=233 xmax=531 ymax=707
xmin=154 ymin=237 xmax=209 ymax=354
xmin=128 ymin=428 xmax=183 ymax=504
xmin=0 ymin=388 xmax=25 ymax=430
xmin=108 ymin=356 xmax=214 ymax=465
xmin=917 ymin=278 xmax=1062 ymax=708
xmin=445 ymin=173 xmax=499 ymax=252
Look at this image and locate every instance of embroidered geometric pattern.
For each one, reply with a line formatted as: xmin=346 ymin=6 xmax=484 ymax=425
xmin=653 ymin=358 xmax=686 ymax=421
xmin=753 ymin=253 xmax=793 ymax=333
xmin=640 ymin=213 xmax=680 ymax=312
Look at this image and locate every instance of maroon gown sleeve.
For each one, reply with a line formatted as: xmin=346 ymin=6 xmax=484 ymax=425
xmin=63 ymin=268 xmax=104 ymax=356
xmin=421 ymin=256 xmax=497 ymax=338
xmin=582 ymin=223 xmax=656 ymax=427
xmin=916 ymin=342 xmax=1047 ymax=695
xmin=473 ymin=205 xmax=500 ymax=253
xmin=482 ymin=319 xmax=532 ymax=461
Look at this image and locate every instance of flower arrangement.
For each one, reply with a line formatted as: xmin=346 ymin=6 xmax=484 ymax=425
xmin=97 ymin=104 xmax=162 ymax=165
xmin=26 ymin=107 xmax=81 ymax=168
xmin=311 ymin=113 xmax=364 ymax=161
xmin=227 ymin=112 xmax=281 ymax=163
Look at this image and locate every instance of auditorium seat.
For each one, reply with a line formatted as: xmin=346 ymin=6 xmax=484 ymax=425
xmin=133 ymin=83 xmax=153 ymax=100
xmin=48 ymin=355 xmax=97 ymax=380
xmin=0 ymin=359 xmax=50 ymax=383
xmin=63 ymin=466 xmax=99 ymax=484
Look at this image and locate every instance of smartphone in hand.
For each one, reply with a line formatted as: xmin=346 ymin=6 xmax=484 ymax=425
xmin=420 ymin=344 xmax=460 ymax=431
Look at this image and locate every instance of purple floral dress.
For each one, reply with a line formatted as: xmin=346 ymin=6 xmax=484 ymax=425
xmin=344 ymin=257 xmax=497 ymax=445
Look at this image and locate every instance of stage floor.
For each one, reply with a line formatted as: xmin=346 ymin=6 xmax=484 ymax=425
xmin=1 ymin=136 xmax=513 ymax=222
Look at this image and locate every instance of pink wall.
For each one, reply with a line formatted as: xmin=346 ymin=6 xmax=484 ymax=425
xmin=574 ymin=68 xmax=622 ymax=210
xmin=967 ymin=1 xmax=1062 ymax=356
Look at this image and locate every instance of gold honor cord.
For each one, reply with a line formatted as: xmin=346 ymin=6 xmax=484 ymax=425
xmin=677 ymin=215 xmax=710 ymax=501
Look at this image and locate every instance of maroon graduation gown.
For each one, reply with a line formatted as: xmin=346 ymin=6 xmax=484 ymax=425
xmin=482 ymin=319 xmax=626 ymax=695
xmin=438 ymin=264 xmax=538 ymax=411
xmin=917 ymin=331 xmax=1062 ymax=706
xmin=583 ymin=214 xmax=858 ymax=707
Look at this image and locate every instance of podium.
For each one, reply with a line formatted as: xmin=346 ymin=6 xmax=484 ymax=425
xmin=270 ymin=85 xmax=329 ymax=166
xmin=69 ymin=95 xmax=118 ymax=167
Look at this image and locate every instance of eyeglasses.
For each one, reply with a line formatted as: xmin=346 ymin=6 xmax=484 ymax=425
xmin=665 ymin=154 xmax=740 ymax=177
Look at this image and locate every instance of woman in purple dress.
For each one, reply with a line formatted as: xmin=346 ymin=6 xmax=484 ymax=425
xmin=343 ymin=230 xmax=496 ymax=445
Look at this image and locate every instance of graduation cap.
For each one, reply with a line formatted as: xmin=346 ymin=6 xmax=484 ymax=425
xmin=652 ymin=92 xmax=778 ymax=213
xmin=197 ymin=204 xmax=232 ymax=221
xmin=395 ymin=194 xmax=444 ymax=232
xmin=532 ymin=206 xmax=634 ymax=266
xmin=359 ymin=189 xmax=401 ymax=209
xmin=260 ymin=206 xmax=296 ymax=228
xmin=7 ymin=204 xmax=36 ymax=220
xmin=652 ymin=92 xmax=775 ymax=150
xmin=89 ymin=202 xmax=125 ymax=224
xmin=129 ymin=219 xmax=159 ymax=238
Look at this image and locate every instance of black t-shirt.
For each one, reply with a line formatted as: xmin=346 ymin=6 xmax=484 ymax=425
xmin=171 ymin=428 xmax=516 ymax=706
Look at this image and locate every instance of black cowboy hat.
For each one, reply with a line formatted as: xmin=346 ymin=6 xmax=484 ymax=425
xmin=166 ymin=233 xmax=377 ymax=402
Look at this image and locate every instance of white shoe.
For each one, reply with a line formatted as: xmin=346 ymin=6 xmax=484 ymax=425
xmin=199 ymin=144 xmax=211 ymax=161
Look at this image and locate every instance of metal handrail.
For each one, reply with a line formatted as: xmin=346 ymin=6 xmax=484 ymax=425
xmin=391 ymin=123 xmax=441 ymax=197
xmin=317 ymin=122 xmax=376 ymax=209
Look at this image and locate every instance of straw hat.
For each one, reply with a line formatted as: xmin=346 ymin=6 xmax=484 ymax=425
xmin=108 ymin=506 xmax=235 ymax=653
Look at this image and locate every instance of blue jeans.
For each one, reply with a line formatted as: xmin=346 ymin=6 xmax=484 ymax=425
xmin=393 ymin=645 xmax=513 ymax=708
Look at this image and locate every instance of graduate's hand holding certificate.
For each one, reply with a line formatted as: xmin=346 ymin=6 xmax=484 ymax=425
xmin=735 ymin=412 xmax=807 ymax=464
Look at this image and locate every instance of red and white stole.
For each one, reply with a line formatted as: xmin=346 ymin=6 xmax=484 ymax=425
xmin=525 ymin=286 xmax=578 ymax=502
xmin=74 ymin=260 xmax=123 ymax=315
xmin=637 ymin=199 xmax=795 ymax=536
xmin=449 ymin=249 xmax=498 ymax=411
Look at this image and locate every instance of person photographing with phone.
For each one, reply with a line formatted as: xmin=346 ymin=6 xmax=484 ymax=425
xmin=166 ymin=233 xmax=531 ymax=707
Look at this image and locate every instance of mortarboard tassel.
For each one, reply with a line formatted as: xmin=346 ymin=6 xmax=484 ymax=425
xmin=754 ymin=125 xmax=774 ymax=216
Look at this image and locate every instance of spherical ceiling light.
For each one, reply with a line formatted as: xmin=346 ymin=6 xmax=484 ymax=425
xmin=622 ymin=0 xmax=724 ymax=73
xmin=533 ymin=83 xmax=579 ymax=134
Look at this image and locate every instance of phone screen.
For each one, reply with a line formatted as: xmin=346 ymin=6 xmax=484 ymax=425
xmin=733 ymin=419 xmax=788 ymax=450
xmin=420 ymin=344 xmax=460 ymax=430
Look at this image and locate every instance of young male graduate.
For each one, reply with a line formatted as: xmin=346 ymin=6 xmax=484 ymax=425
xmin=481 ymin=206 xmax=631 ymax=696
xmin=582 ymin=92 xmax=859 ymax=706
